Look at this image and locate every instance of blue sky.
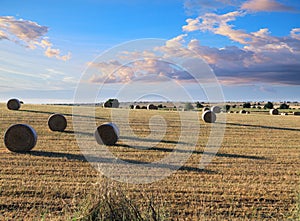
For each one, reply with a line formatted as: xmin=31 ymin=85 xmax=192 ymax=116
xmin=1 ymin=0 xmax=300 ymax=103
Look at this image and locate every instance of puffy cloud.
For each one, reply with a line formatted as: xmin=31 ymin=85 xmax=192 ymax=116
xmin=183 ymin=11 xmax=250 ymax=46
xmin=183 ymin=10 xmax=299 ymax=53
xmin=88 ymin=58 xmax=193 ymax=84
xmin=183 ymin=11 xmax=248 ymax=44
xmin=291 ymin=28 xmax=300 ymax=41
xmin=185 ymin=35 xmax=300 ymax=85
xmin=165 ymin=34 xmax=187 ymax=47
xmin=0 ymin=16 xmax=71 ymax=61
xmin=45 ymin=47 xmax=71 ymax=61
xmin=0 ymin=16 xmax=48 ymax=41
xmin=181 ymin=8 xmax=300 ymax=85
xmin=241 ymin=0 xmax=296 ymax=12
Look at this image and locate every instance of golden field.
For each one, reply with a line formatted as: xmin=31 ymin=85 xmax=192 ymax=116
xmin=0 ymin=103 xmax=299 ymax=220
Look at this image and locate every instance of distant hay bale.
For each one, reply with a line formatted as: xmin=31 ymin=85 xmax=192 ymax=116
xmin=141 ymin=106 xmax=147 ymax=109
xmin=293 ymin=112 xmax=300 ymax=116
xmin=4 ymin=124 xmax=37 ymax=152
xmin=202 ymin=107 xmax=210 ymax=112
xmin=147 ymin=104 xmax=158 ymax=110
xmin=228 ymin=111 xmax=234 ymax=113
xmin=281 ymin=113 xmax=288 ymax=116
xmin=211 ymin=106 xmax=221 ymax=113
xmin=103 ymin=102 xmax=112 ymax=108
xmin=7 ymin=98 xmax=21 ymax=110
xmin=103 ymin=99 xmax=119 ymax=108
xmin=95 ymin=122 xmax=119 ymax=146
xmin=48 ymin=114 xmax=67 ymax=132
xmin=202 ymin=110 xmax=216 ymax=123
xmin=270 ymin=109 xmax=279 ymax=115
xmin=133 ymin=105 xmax=140 ymax=109
xmin=235 ymin=111 xmax=239 ymax=114
xmin=246 ymin=111 xmax=250 ymax=114
xmin=240 ymin=110 xmax=247 ymax=114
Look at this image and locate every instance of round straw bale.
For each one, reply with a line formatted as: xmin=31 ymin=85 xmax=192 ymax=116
xmin=240 ymin=110 xmax=247 ymax=114
xmin=95 ymin=122 xmax=119 ymax=146
xmin=141 ymin=106 xmax=147 ymax=109
xmin=246 ymin=111 xmax=250 ymax=114
xmin=270 ymin=109 xmax=279 ymax=115
xmin=202 ymin=107 xmax=210 ymax=112
xmin=4 ymin=124 xmax=37 ymax=152
xmin=211 ymin=106 xmax=221 ymax=113
xmin=7 ymin=98 xmax=21 ymax=110
xmin=202 ymin=110 xmax=216 ymax=123
xmin=103 ymin=102 xmax=112 ymax=108
xmin=235 ymin=111 xmax=239 ymax=114
xmin=48 ymin=114 xmax=67 ymax=132
xmin=281 ymin=113 xmax=288 ymax=116
xmin=134 ymin=105 xmax=140 ymax=109
xmin=293 ymin=112 xmax=300 ymax=116
xmin=147 ymin=104 xmax=158 ymax=110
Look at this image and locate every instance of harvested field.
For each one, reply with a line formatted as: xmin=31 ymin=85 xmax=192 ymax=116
xmin=0 ymin=103 xmax=299 ymax=220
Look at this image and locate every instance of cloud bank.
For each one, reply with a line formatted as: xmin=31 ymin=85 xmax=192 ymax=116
xmin=88 ymin=58 xmax=194 ymax=84
xmin=0 ymin=16 xmax=71 ymax=61
xmin=86 ymin=0 xmax=299 ymax=86
xmin=182 ymin=9 xmax=300 ymax=85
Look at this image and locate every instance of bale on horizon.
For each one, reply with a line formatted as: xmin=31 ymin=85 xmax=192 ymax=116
xmin=211 ymin=106 xmax=221 ymax=114
xmin=4 ymin=124 xmax=37 ymax=152
xmin=202 ymin=110 xmax=216 ymax=123
xmin=95 ymin=122 xmax=119 ymax=146
xmin=147 ymin=104 xmax=158 ymax=110
xmin=240 ymin=110 xmax=247 ymax=114
xmin=134 ymin=105 xmax=141 ymax=109
xmin=48 ymin=114 xmax=67 ymax=132
xmin=7 ymin=98 xmax=21 ymax=110
xmin=202 ymin=107 xmax=210 ymax=112
xmin=270 ymin=109 xmax=279 ymax=115
xmin=293 ymin=112 xmax=300 ymax=116
xmin=103 ymin=99 xmax=119 ymax=108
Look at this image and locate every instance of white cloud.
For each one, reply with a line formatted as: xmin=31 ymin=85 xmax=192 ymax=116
xmin=183 ymin=10 xmax=299 ymax=52
xmin=241 ymin=0 xmax=296 ymax=12
xmin=165 ymin=34 xmax=187 ymax=47
xmin=291 ymin=28 xmax=300 ymax=41
xmin=180 ymin=7 xmax=300 ymax=85
xmin=45 ymin=47 xmax=71 ymax=61
xmin=0 ymin=16 xmax=71 ymax=61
